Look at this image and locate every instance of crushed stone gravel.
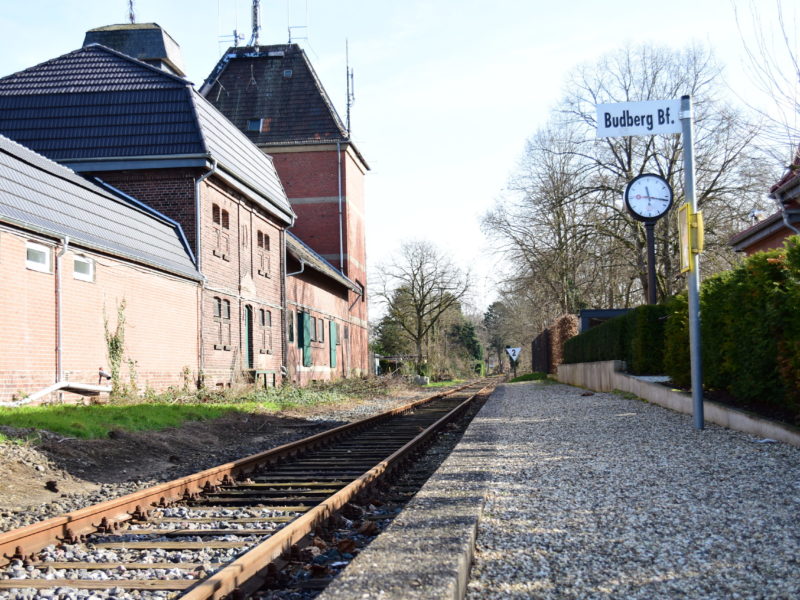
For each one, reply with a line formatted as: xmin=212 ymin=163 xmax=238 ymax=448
xmin=0 ymin=389 xmax=430 ymax=533
xmin=465 ymin=382 xmax=800 ymax=599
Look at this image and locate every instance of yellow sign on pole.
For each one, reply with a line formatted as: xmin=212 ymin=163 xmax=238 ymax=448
xmin=678 ymin=204 xmax=704 ymax=273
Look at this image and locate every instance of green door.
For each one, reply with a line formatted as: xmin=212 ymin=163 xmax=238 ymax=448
xmin=244 ymin=305 xmax=254 ymax=369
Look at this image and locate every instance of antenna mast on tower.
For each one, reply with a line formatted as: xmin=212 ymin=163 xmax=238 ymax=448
xmin=346 ymin=40 xmax=355 ymax=134
xmin=128 ymin=0 xmax=136 ymax=24
xmin=249 ymin=0 xmax=261 ymax=47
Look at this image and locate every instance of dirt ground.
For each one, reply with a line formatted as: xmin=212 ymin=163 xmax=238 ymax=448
xmin=0 ymin=392 xmax=422 ymax=518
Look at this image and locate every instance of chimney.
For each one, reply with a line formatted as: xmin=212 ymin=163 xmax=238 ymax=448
xmin=83 ymin=23 xmax=186 ymax=77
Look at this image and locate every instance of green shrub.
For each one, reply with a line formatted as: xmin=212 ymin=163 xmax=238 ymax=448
xmin=510 ymin=372 xmax=548 ymax=382
xmin=663 ymin=293 xmax=690 ymax=388
xmin=563 ymin=305 xmax=666 ymax=374
xmin=629 ymin=304 xmax=668 ymax=374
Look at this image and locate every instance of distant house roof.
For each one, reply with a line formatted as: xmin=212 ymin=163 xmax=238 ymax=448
xmin=286 ymin=232 xmax=361 ymax=294
xmin=0 ymin=134 xmax=201 ymax=280
xmin=201 ymin=44 xmax=367 ymax=166
xmin=729 ymin=149 xmax=800 ymax=253
xmin=0 ymin=44 xmax=294 ymax=225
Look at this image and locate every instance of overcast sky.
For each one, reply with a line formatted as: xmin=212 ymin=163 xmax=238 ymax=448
xmin=0 ymin=0 xmax=793 ymax=313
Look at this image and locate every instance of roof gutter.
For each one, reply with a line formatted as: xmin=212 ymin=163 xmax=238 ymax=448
xmin=770 ymin=184 xmax=800 ymax=236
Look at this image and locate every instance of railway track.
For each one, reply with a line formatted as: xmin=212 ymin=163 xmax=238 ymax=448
xmin=0 ymin=379 xmax=495 ymax=599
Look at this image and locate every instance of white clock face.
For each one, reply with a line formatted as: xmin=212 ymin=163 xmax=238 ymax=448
xmin=625 ymin=175 xmax=673 ymax=220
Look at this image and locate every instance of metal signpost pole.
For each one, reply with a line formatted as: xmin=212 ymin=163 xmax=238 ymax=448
xmin=681 ymin=95 xmax=704 ymax=430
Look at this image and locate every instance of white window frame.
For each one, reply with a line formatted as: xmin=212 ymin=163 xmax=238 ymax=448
xmin=26 ymin=241 xmax=51 ymax=273
xmin=73 ymin=254 xmax=94 ymax=282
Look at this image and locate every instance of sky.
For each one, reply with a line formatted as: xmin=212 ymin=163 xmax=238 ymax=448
xmin=0 ymin=0 xmax=793 ymax=314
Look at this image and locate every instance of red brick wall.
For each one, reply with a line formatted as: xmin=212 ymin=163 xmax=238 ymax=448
xmin=269 ymin=144 xmax=370 ymax=380
xmin=199 ymin=178 xmax=285 ymax=388
xmin=0 ymin=230 xmax=198 ymax=402
xmin=285 ymin=262 xmax=369 ymax=384
xmin=97 ymin=169 xmax=199 ymax=256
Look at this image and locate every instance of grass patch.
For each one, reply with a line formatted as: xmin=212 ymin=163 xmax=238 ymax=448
xmin=509 ymin=372 xmax=549 ymax=383
xmin=0 ymin=377 xmax=402 ymax=440
xmin=0 ymin=403 xmax=247 ymax=439
xmin=423 ymin=379 xmax=464 ymax=388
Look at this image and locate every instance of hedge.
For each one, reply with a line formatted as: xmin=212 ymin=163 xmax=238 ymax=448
xmin=563 ymin=304 xmax=667 ymax=374
xmin=564 ymin=236 xmax=800 ymax=422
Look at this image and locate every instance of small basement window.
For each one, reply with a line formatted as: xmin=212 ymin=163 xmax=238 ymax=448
xmin=73 ymin=255 xmax=94 ymax=282
xmin=26 ymin=241 xmax=51 ymax=273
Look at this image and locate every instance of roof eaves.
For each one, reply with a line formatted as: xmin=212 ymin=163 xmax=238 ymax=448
xmin=286 ymin=231 xmax=361 ymax=293
xmin=212 ymin=166 xmax=295 ymax=225
xmin=729 ymin=209 xmax=800 ymax=250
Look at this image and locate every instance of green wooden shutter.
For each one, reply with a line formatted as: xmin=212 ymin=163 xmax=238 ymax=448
xmin=329 ymin=320 xmax=337 ymax=367
xmin=302 ymin=312 xmax=313 ymax=367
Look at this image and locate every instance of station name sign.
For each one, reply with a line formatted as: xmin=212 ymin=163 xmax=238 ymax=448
xmin=596 ymin=99 xmax=682 ymax=138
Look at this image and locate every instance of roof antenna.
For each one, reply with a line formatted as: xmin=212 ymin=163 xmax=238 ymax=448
xmin=248 ymin=0 xmax=260 ymax=47
xmin=346 ymin=40 xmax=355 ymax=134
xmin=128 ymin=0 xmax=136 ymax=24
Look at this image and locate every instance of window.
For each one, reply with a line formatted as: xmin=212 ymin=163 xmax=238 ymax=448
xmin=73 ymin=255 xmax=94 ymax=282
xmin=212 ymin=205 xmax=230 ymax=261
xmin=288 ymin=311 xmax=294 ymax=343
xmin=213 ymin=297 xmax=232 ymax=350
xmin=26 ymin=241 xmax=51 ymax=273
xmin=259 ymin=309 xmax=273 ymax=353
xmin=247 ymin=119 xmax=262 ymax=132
xmin=257 ymin=230 xmax=271 ymax=277
xmin=310 ymin=316 xmax=317 ymax=342
xmin=241 ymin=225 xmax=248 ymax=248
xmin=318 ymin=319 xmax=325 ymax=343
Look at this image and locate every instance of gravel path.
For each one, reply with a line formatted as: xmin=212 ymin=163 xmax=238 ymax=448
xmin=466 ymin=382 xmax=800 ymax=599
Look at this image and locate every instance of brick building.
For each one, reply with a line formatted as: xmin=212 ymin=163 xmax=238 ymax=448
xmin=0 ymin=134 xmax=200 ymax=402
xmin=201 ymin=44 xmax=370 ymax=381
xmin=0 ymin=30 xmax=293 ymax=392
xmin=0 ymin=24 xmax=371 ymax=397
xmin=730 ymin=152 xmax=800 ymax=254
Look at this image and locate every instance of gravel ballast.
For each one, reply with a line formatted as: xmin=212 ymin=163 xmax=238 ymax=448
xmin=319 ymin=381 xmax=800 ymax=599
xmin=466 ymin=382 xmax=800 ymax=599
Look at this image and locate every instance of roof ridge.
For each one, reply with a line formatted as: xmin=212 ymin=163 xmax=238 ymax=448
xmin=294 ymin=46 xmax=349 ymax=140
xmin=0 ymin=43 xmax=192 ymax=92
xmin=83 ymin=43 xmax=194 ymax=86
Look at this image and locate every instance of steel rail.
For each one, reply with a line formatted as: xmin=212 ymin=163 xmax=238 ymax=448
xmin=0 ymin=381 xmax=479 ymax=566
xmin=181 ymin=381 xmax=495 ymax=599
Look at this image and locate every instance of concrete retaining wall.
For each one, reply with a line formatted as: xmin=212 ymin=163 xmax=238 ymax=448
xmin=557 ymin=361 xmax=800 ymax=447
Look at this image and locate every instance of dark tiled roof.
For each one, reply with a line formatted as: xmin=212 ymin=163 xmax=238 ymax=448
xmin=201 ymin=44 xmax=349 ymax=146
xmin=0 ymin=44 xmax=293 ymax=223
xmin=0 ymin=45 xmax=203 ymax=160
xmin=0 ymin=44 xmax=188 ymax=94
xmin=286 ymin=232 xmax=361 ymax=293
xmin=0 ymin=134 xmax=200 ymax=280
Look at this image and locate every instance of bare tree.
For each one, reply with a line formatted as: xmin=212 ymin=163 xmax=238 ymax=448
xmin=376 ymin=241 xmax=471 ymax=369
xmin=734 ymin=0 xmax=800 ymax=164
xmin=484 ymin=43 xmax=777 ymax=327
